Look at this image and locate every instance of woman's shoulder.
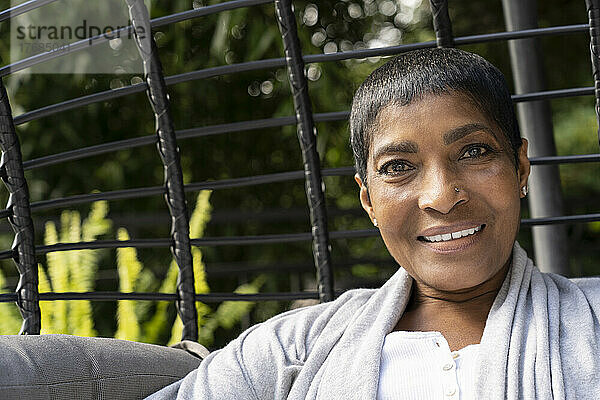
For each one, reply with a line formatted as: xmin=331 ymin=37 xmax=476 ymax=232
xmin=252 ymin=287 xmax=378 ymax=339
xmin=544 ymin=273 xmax=600 ymax=294
xmin=568 ymin=276 xmax=600 ymax=297
xmin=569 ymin=275 xmax=600 ymax=286
xmin=206 ymin=288 xmax=380 ymax=388
xmin=542 ymin=272 xmax=600 ymax=310
xmin=165 ymin=287 xmax=381 ymax=400
xmin=229 ymin=287 xmax=374 ymax=360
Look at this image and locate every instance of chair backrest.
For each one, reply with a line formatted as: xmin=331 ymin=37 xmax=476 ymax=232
xmin=0 ymin=0 xmax=598 ymax=341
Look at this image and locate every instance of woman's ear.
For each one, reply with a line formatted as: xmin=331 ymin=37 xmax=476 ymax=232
xmin=518 ymin=138 xmax=531 ymax=197
xmin=354 ymin=173 xmax=375 ymax=222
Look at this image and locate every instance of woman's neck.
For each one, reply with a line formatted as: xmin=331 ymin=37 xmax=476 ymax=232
xmin=394 ymin=260 xmax=510 ymax=351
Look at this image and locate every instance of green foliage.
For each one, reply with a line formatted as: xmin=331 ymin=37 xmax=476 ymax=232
xmin=351 ymin=264 xmax=379 ymax=279
xmin=142 ymin=255 xmax=179 ymax=343
xmin=111 ymin=190 xmax=217 ymax=343
xmin=43 ymin=201 xmax=112 ymax=335
xmin=143 ymin=190 xmax=213 ymax=344
xmin=37 ymin=263 xmax=53 ymax=334
xmin=554 ymin=105 xmax=600 ymax=197
xmin=0 ymin=202 xmax=112 ymax=335
xmin=115 ymin=228 xmax=144 ymax=341
xmin=196 ymin=274 xmax=267 ymax=347
xmin=0 ymin=268 xmax=24 ymax=334
xmin=114 ymin=190 xmax=266 ymax=346
xmin=0 ymin=192 xmax=265 ymax=346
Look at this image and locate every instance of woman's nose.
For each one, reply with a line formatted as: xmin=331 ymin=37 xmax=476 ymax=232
xmin=417 ymin=168 xmax=468 ymax=214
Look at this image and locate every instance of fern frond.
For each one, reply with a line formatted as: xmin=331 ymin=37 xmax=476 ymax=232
xmin=78 ymin=200 xmax=111 ymax=291
xmin=82 ymin=201 xmax=111 ymax=240
xmin=0 ymin=266 xmax=23 ymax=334
xmin=189 ymin=190 xmax=212 ymax=239
xmin=167 ymin=316 xmax=184 ymax=346
xmin=134 ymin=268 xmax=158 ymax=321
xmin=115 ymin=228 xmax=142 ymax=341
xmin=62 ymin=210 xmax=97 ymax=336
xmin=70 ymin=201 xmax=111 ymax=336
xmin=190 ymin=191 xmax=212 ymax=327
xmin=45 ymin=220 xmax=68 ymax=334
xmin=215 ymin=275 xmax=266 ymax=330
xmin=142 ymin=260 xmax=178 ymax=344
xmin=196 ymin=275 xmax=266 ymax=347
xmin=38 ymin=263 xmax=54 ymax=334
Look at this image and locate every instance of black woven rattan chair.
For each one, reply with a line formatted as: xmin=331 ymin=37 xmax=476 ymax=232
xmin=0 ymin=0 xmax=599 ymax=398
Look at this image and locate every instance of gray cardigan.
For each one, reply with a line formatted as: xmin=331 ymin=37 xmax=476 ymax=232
xmin=149 ymin=242 xmax=600 ymax=399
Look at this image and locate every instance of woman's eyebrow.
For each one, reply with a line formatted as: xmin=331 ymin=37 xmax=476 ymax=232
xmin=372 ymin=141 xmax=419 ymax=162
xmin=443 ymin=123 xmax=497 ymax=145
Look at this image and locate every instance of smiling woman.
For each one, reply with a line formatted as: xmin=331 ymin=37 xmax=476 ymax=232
xmin=356 ymin=92 xmax=529 ymax=351
xmin=150 ymin=49 xmax=600 ymax=400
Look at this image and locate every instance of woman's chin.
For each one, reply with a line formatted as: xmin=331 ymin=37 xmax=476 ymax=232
xmin=409 ymin=259 xmax=510 ymax=298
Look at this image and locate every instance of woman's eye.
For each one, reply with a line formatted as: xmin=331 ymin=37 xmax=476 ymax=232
xmin=378 ymin=160 xmax=413 ymax=175
xmin=460 ymin=145 xmax=491 ymax=159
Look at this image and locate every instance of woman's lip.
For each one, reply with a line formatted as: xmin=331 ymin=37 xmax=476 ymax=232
xmin=418 ymin=223 xmax=485 ymax=237
xmin=417 ymin=225 xmax=485 ymax=253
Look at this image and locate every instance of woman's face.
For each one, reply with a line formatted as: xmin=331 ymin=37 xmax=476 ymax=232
xmin=355 ymin=93 xmax=530 ymax=292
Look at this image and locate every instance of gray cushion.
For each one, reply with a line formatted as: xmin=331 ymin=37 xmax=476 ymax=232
xmin=0 ymin=334 xmax=203 ymax=400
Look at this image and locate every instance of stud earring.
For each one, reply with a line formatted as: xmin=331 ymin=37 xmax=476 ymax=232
xmin=521 ymin=186 xmax=528 ymax=197
xmin=373 ymin=218 xmax=378 ymax=227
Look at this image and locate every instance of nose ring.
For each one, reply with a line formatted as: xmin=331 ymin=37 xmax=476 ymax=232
xmin=454 ymin=187 xmax=460 ymax=193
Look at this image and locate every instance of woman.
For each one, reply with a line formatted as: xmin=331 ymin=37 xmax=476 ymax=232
xmin=150 ymin=48 xmax=600 ymax=399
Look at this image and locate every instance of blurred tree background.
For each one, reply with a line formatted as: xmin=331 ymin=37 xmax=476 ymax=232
xmin=0 ymin=0 xmax=597 ymax=349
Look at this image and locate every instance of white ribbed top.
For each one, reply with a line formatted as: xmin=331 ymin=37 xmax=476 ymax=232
xmin=377 ymin=331 xmax=480 ymax=400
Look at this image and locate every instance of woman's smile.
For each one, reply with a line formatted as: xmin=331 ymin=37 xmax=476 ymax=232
xmin=418 ymin=222 xmax=484 ymax=241
xmin=417 ymin=223 xmax=486 ymax=254
xmin=355 ymin=92 xmax=530 ymax=292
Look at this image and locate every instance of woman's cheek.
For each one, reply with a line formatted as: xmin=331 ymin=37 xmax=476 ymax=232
xmin=373 ymin=185 xmax=415 ymax=237
xmin=468 ymin=163 xmax=518 ymax=205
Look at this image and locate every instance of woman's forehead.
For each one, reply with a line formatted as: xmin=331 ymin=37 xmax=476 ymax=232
xmin=370 ymin=93 xmax=503 ymax=146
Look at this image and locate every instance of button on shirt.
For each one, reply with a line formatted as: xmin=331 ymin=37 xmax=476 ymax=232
xmin=377 ymin=331 xmax=480 ymax=400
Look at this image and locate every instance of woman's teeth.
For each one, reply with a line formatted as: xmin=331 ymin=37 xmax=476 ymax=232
xmin=422 ymin=225 xmax=483 ymax=243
